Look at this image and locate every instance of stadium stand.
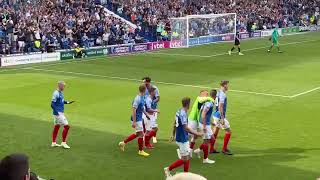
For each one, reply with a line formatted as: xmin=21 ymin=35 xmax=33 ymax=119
xmin=0 ymin=0 xmax=319 ymax=54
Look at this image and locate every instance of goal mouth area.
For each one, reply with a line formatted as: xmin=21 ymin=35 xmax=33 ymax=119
xmin=169 ymin=13 xmax=237 ymax=47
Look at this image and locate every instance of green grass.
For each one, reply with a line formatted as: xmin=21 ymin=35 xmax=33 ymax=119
xmin=1 ymin=32 xmax=320 ymax=180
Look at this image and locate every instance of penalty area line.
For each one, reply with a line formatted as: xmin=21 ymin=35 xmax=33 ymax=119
xmin=290 ymin=86 xmax=320 ymax=98
xmin=23 ymin=67 xmax=291 ymax=98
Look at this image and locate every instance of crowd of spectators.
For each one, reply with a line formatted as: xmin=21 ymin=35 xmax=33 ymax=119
xmin=0 ymin=0 xmax=140 ymax=54
xmin=0 ymin=0 xmax=319 ymax=55
xmin=108 ymin=0 xmax=320 ymax=41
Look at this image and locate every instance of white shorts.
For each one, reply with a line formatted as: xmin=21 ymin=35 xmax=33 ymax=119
xmin=143 ymin=113 xmax=158 ymax=131
xmin=18 ymin=41 xmax=25 ymax=48
xmin=188 ymin=120 xmax=199 ymax=131
xmin=213 ymin=117 xmax=231 ymax=129
xmin=132 ymin=121 xmax=143 ymax=132
xmin=53 ymin=114 xmax=69 ymax=126
xmin=199 ymin=123 xmax=213 ymax=140
xmin=176 ymin=141 xmax=190 ymax=157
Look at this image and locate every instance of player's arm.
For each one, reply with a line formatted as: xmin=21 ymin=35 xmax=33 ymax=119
xmin=154 ymin=88 xmax=160 ymax=103
xmin=170 ymin=118 xmax=176 ymax=142
xmin=201 ymin=106 xmax=209 ymax=133
xmin=218 ymin=102 xmax=225 ymax=124
xmin=197 ymin=96 xmax=214 ymax=103
xmin=51 ymin=91 xmax=60 ymax=114
xmin=147 ymin=107 xmax=159 ymax=114
xmin=143 ymin=105 xmax=151 ymax=120
xmin=64 ymin=100 xmax=75 ymax=104
xmin=154 ymin=96 xmax=160 ymax=103
xmin=184 ymin=125 xmax=203 ymax=137
xmin=143 ymin=110 xmax=151 ymax=120
xmin=51 ymin=101 xmax=58 ymax=112
xmin=132 ymin=107 xmax=137 ymax=127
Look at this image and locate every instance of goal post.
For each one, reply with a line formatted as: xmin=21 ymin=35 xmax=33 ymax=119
xmin=170 ymin=13 xmax=236 ymax=48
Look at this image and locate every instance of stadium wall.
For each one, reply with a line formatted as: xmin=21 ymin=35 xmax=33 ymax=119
xmin=0 ymin=25 xmax=319 ymax=67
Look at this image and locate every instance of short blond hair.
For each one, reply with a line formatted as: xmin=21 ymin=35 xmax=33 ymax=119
xmin=167 ymin=172 xmax=207 ymax=180
xmin=58 ymin=81 xmax=65 ymax=85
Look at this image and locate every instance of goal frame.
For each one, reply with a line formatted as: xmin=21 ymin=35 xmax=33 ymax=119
xmin=170 ymin=13 xmax=237 ymax=48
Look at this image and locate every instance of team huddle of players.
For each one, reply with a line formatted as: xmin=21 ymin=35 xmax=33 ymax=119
xmin=116 ymin=77 xmax=232 ymax=178
xmin=118 ymin=77 xmax=160 ymax=157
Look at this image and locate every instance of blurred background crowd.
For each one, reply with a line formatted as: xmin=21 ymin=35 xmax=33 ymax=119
xmin=0 ymin=0 xmax=319 ymax=54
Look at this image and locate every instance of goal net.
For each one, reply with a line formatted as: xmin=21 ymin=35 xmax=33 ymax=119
xmin=170 ymin=13 xmax=236 ymax=48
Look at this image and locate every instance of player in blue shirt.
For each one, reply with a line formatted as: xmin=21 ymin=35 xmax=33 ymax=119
xmin=119 ymin=84 xmax=151 ymax=157
xmin=144 ymin=87 xmax=160 ymax=149
xmin=212 ymin=80 xmax=233 ymax=155
xmin=164 ymin=97 xmax=202 ymax=178
xmin=51 ymin=81 xmax=74 ymax=149
xmin=193 ymin=89 xmax=216 ymax=164
xmin=142 ymin=77 xmax=160 ymax=143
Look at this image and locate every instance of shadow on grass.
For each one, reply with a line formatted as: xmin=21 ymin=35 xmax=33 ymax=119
xmin=0 ymin=113 xmax=319 ymax=180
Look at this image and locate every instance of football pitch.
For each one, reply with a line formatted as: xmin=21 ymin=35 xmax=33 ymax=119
xmin=1 ymin=32 xmax=320 ymax=180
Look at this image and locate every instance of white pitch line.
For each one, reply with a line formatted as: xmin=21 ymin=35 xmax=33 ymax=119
xmin=150 ymin=39 xmax=319 ymax=58
xmin=290 ymin=86 xmax=320 ymax=98
xmin=24 ymin=67 xmax=291 ymax=98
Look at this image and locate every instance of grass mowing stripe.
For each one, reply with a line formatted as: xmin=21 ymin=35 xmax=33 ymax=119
xmin=0 ymin=38 xmax=318 ymax=73
xmin=150 ymin=39 xmax=319 ymax=58
xmin=24 ymin=67 xmax=291 ymax=98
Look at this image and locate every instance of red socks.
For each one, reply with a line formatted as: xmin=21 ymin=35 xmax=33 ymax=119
xmin=124 ymin=133 xmax=137 ymax=144
xmin=210 ymin=133 xmax=218 ymax=152
xmin=145 ymin=130 xmax=156 ymax=146
xmin=190 ymin=142 xmax=195 ymax=149
xmin=168 ymin=159 xmax=184 ymax=171
xmin=52 ymin=125 xmax=70 ymax=143
xmin=183 ymin=160 xmax=190 ymax=172
xmin=169 ymin=159 xmax=190 ymax=172
xmin=223 ymin=132 xmax=231 ymax=151
xmin=200 ymin=143 xmax=209 ymax=159
xmin=62 ymin=125 xmax=70 ymax=142
xmin=52 ymin=125 xmax=60 ymax=142
xmin=138 ymin=137 xmax=144 ymax=151
xmin=123 ymin=134 xmax=144 ymax=151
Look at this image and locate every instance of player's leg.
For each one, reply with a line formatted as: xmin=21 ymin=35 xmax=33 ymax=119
xmin=148 ymin=114 xmax=158 ymax=147
xmin=188 ymin=120 xmax=198 ymax=150
xmin=210 ymin=126 xmax=220 ymax=153
xmin=228 ymin=45 xmax=235 ymax=55
xmin=144 ymin=115 xmax=153 ymax=148
xmin=135 ymin=121 xmax=150 ymax=157
xmin=268 ymin=41 xmax=274 ymax=52
xmin=59 ymin=114 xmax=71 ymax=149
xmin=222 ymin=119 xmax=232 ymax=155
xmin=51 ymin=116 xmax=61 ymax=147
xmin=164 ymin=142 xmax=190 ymax=177
xmin=185 ymin=120 xmax=198 ymax=158
xmin=152 ymin=112 xmax=158 ymax=144
xmin=276 ymin=42 xmax=282 ymax=53
xmin=238 ymin=44 xmax=244 ymax=55
xmin=119 ymin=119 xmax=140 ymax=152
xmin=195 ymin=125 xmax=215 ymax=164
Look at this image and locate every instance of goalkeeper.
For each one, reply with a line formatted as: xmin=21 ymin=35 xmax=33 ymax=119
xmin=268 ymin=28 xmax=282 ymax=53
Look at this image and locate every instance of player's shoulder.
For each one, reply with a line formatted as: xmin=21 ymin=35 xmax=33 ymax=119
xmin=53 ymin=90 xmax=60 ymax=96
xmin=177 ymin=108 xmax=186 ymax=115
xmin=146 ymin=96 xmax=152 ymax=102
xmin=151 ymin=84 xmax=159 ymax=90
xmin=204 ymin=100 xmax=213 ymax=105
xmin=219 ymin=90 xmax=226 ymax=96
xmin=134 ymin=95 xmax=142 ymax=102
